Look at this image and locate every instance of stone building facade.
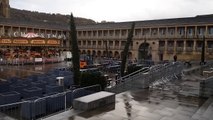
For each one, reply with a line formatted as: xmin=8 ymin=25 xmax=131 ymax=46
xmin=77 ymin=15 xmax=213 ymax=62
xmin=0 ymin=0 xmax=213 ymax=62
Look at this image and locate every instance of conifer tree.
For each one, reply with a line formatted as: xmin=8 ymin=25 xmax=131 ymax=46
xmin=70 ymin=13 xmax=80 ymax=85
xmin=120 ymin=22 xmax=135 ymax=77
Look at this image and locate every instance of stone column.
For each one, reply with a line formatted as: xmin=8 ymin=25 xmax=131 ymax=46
xmin=96 ymin=40 xmax=98 ymax=49
xmin=165 ymin=27 xmax=168 ymax=38
xmin=112 ymin=40 xmax=115 ymax=50
xmin=195 ymin=26 xmax=197 ymax=38
xmin=175 ymin=27 xmax=177 ymax=38
xmin=119 ymin=29 xmax=121 ymax=38
xmin=119 ymin=41 xmax=121 ymax=50
xmin=165 ymin=40 xmax=168 ymax=54
xmin=193 ymin=40 xmax=197 ymax=54
xmin=0 ymin=26 xmax=2 ymax=36
xmin=174 ymin=40 xmax=177 ymax=53
xmin=149 ymin=28 xmax=151 ymax=38
xmin=183 ymin=40 xmax=186 ymax=54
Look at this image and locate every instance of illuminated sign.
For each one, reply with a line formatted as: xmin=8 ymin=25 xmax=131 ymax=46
xmin=47 ymin=40 xmax=60 ymax=44
xmin=0 ymin=38 xmax=60 ymax=46
xmin=0 ymin=39 xmax=12 ymax=44
xmin=13 ymin=39 xmax=28 ymax=44
xmin=31 ymin=40 xmax=45 ymax=44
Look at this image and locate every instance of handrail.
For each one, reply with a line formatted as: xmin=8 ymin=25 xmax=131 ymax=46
xmin=106 ymin=62 xmax=184 ymax=92
xmin=72 ymin=84 xmax=101 ymax=95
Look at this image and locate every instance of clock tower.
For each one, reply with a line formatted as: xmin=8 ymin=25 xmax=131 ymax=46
xmin=0 ymin=0 xmax=10 ymax=18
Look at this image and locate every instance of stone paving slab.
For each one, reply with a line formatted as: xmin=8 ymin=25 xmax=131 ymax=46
xmin=42 ymin=88 xmax=208 ymax=120
xmin=202 ymin=101 xmax=213 ymax=119
xmin=0 ymin=113 xmax=16 ymax=120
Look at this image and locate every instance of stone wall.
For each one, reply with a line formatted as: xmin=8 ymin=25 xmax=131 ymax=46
xmin=200 ymin=76 xmax=213 ymax=98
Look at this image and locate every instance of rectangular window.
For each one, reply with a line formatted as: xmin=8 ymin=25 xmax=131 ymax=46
xmin=159 ymin=41 xmax=165 ymax=46
xmin=98 ymin=41 xmax=101 ymax=45
xmin=93 ymin=31 xmax=97 ymax=37
xmin=83 ymin=41 xmax=86 ymax=45
xmin=197 ymin=27 xmax=205 ymax=35
xmin=78 ymin=41 xmax=81 ymax=45
xmin=121 ymin=41 xmax=126 ymax=46
xmin=87 ymin=41 xmax=91 ymax=46
xmin=208 ymin=27 xmax=213 ymax=34
xmin=186 ymin=41 xmax=193 ymax=47
xmin=93 ymin=41 xmax=96 ymax=46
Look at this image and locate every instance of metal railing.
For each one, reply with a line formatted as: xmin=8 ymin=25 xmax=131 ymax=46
xmin=0 ymin=57 xmax=64 ymax=66
xmin=0 ymin=84 xmax=101 ymax=120
xmin=149 ymin=62 xmax=183 ymax=90
xmin=105 ymin=62 xmax=184 ymax=93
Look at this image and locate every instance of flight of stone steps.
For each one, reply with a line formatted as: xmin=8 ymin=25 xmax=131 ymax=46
xmin=192 ymin=97 xmax=213 ymax=120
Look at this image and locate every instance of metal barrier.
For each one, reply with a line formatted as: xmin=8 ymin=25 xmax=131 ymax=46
xmin=0 ymin=57 xmax=64 ymax=66
xmin=0 ymin=84 xmax=101 ymax=120
xmin=149 ymin=62 xmax=184 ymax=90
xmin=72 ymin=84 xmax=101 ymax=100
xmin=0 ymin=101 xmax=27 ymax=120
xmin=105 ymin=62 xmax=184 ymax=93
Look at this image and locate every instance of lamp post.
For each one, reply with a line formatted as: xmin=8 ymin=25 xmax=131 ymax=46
xmin=200 ymin=35 xmax=206 ymax=65
xmin=104 ymin=40 xmax=109 ymax=58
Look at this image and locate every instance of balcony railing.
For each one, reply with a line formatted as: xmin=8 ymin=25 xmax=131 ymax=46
xmin=176 ymin=34 xmax=185 ymax=38
xmin=77 ymin=32 xmax=213 ymax=39
xmin=207 ymin=48 xmax=213 ymax=53
xmin=96 ymin=45 xmax=104 ymax=49
xmin=159 ymin=47 xmax=165 ymax=52
xmin=176 ymin=47 xmax=183 ymax=53
xmin=167 ymin=47 xmax=174 ymax=54
xmin=185 ymin=47 xmax=193 ymax=52
xmin=79 ymin=46 xmax=87 ymax=49
xmin=167 ymin=34 xmax=175 ymax=38
xmin=196 ymin=47 xmax=202 ymax=52
xmin=206 ymin=34 xmax=213 ymax=38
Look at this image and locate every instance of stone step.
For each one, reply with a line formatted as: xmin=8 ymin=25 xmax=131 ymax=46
xmin=192 ymin=97 xmax=213 ymax=120
xmin=202 ymin=98 xmax=213 ymax=119
xmin=178 ymin=89 xmax=200 ymax=97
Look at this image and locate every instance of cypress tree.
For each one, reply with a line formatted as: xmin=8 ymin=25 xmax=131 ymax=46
xmin=120 ymin=22 xmax=135 ymax=77
xmin=70 ymin=13 xmax=80 ymax=85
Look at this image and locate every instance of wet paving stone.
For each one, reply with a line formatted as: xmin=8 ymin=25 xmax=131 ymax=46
xmin=2 ymin=63 xmax=213 ymax=120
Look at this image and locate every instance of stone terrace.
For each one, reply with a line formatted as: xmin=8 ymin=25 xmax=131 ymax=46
xmin=43 ymin=65 xmax=213 ymax=120
xmin=44 ymin=88 xmax=212 ymax=120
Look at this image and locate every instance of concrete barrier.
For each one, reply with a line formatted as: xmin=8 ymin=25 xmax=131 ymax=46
xmin=200 ymin=77 xmax=213 ymax=98
xmin=73 ymin=91 xmax=115 ymax=111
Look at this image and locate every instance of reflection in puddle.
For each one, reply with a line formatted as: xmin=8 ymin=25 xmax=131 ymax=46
xmin=72 ymin=103 xmax=115 ymax=119
xmin=0 ymin=62 xmax=71 ymax=80
xmin=123 ymin=93 xmax=132 ymax=120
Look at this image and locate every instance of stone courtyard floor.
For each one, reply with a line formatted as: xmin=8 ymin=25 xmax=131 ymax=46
xmin=44 ymin=88 xmax=211 ymax=120
xmin=44 ymin=65 xmax=213 ymax=120
xmin=1 ymin=62 xmax=213 ymax=120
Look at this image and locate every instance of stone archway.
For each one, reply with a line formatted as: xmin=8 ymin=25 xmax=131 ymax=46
xmin=114 ymin=51 xmax=120 ymax=59
xmin=87 ymin=50 xmax=91 ymax=56
xmin=103 ymin=51 xmax=106 ymax=57
xmin=97 ymin=51 xmax=101 ymax=57
xmin=92 ymin=50 xmax=96 ymax=57
xmin=138 ymin=42 xmax=150 ymax=60
xmin=82 ymin=50 xmax=86 ymax=54
xmin=109 ymin=51 xmax=113 ymax=58
xmin=128 ymin=52 xmax=132 ymax=59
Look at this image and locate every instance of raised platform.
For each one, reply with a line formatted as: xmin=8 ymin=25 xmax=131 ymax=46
xmin=73 ymin=91 xmax=115 ymax=111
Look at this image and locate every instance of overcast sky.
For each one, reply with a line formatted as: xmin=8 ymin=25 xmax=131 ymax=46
xmin=10 ymin=0 xmax=213 ymax=22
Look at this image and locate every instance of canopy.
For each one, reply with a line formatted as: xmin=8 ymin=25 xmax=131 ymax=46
xmin=23 ymin=33 xmax=39 ymax=38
